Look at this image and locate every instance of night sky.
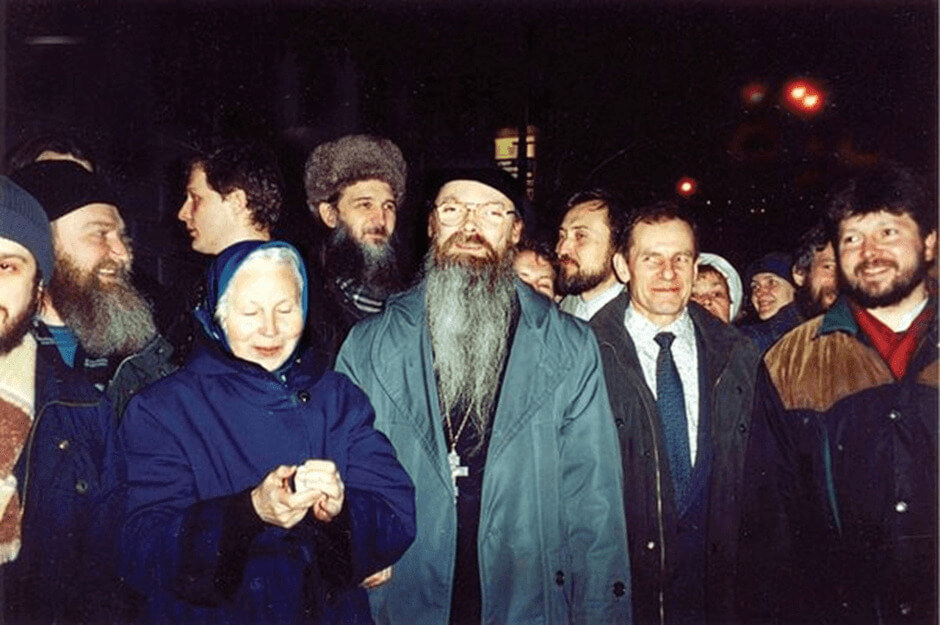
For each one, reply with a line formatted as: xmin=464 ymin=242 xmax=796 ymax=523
xmin=4 ymin=0 xmax=937 ymax=283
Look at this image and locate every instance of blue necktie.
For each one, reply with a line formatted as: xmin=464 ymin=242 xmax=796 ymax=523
xmin=654 ymin=332 xmax=692 ymax=503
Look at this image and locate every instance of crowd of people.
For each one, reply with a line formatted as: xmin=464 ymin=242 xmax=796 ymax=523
xmin=0 ymin=131 xmax=934 ymax=625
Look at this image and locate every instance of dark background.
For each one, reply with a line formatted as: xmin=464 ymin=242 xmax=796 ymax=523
xmin=3 ymin=0 xmax=937 ymax=289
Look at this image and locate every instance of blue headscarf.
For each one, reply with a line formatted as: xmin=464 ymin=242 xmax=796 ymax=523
xmin=193 ymin=240 xmax=309 ymax=355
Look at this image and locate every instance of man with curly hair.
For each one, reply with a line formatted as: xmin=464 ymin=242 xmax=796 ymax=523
xmin=178 ymin=141 xmax=284 ymax=255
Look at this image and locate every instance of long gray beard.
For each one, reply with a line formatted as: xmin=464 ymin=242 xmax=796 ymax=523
xmin=49 ymin=254 xmax=158 ymax=359
xmin=425 ymin=250 xmax=517 ymax=448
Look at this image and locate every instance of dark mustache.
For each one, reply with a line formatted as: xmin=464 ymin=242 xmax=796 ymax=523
xmin=856 ymin=259 xmax=898 ymax=274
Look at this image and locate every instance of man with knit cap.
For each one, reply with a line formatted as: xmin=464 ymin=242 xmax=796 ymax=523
xmin=303 ymin=134 xmax=408 ymax=363
xmin=10 ymin=160 xmax=174 ymax=417
xmin=0 ymin=177 xmax=128 ymax=623
xmin=739 ymin=251 xmax=803 ymax=352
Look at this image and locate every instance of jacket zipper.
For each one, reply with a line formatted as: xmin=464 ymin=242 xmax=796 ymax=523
xmin=109 ymin=335 xmax=165 ymax=394
xmin=605 ymin=341 xmax=669 ymax=625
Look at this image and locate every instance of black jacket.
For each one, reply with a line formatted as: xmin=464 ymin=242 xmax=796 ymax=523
xmin=737 ymin=297 xmax=938 ymax=624
xmin=4 ymin=341 xmax=129 ymax=623
xmin=590 ymin=294 xmax=760 ymax=625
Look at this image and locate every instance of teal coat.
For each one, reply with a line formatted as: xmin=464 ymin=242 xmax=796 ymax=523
xmin=336 ymin=281 xmax=632 ymax=625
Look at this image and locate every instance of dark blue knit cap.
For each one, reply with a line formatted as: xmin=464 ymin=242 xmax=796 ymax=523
xmin=744 ymin=251 xmax=794 ymax=288
xmin=0 ymin=177 xmax=55 ymax=284
xmin=193 ymin=240 xmax=308 ymax=354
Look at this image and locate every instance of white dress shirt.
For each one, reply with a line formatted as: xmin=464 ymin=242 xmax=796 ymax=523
xmin=623 ymin=304 xmax=701 ymax=464
xmin=560 ymin=281 xmax=625 ymax=321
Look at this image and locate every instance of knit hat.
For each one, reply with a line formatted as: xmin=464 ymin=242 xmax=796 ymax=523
xmin=304 ymin=135 xmax=407 ymax=213
xmin=0 ymin=177 xmax=54 ymax=285
xmin=697 ymin=252 xmax=744 ymax=321
xmin=8 ymin=160 xmax=118 ymax=222
xmin=425 ymin=167 xmax=526 ymax=221
xmin=744 ymin=252 xmax=794 ymax=290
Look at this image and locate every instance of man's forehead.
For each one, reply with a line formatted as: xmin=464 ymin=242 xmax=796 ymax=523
xmin=632 ymin=219 xmax=695 ymax=251
xmin=0 ymin=236 xmax=34 ymax=260
xmin=562 ymin=201 xmax=609 ymax=229
xmin=436 ymin=179 xmax=512 ymax=206
xmin=56 ymin=202 xmax=124 ymax=227
xmin=341 ymin=179 xmax=395 ymax=201
xmin=840 ymin=209 xmax=916 ymax=230
xmin=186 ymin=165 xmax=208 ymax=186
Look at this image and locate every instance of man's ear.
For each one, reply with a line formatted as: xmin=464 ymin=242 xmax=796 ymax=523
xmin=224 ymin=188 xmax=248 ymax=214
xmin=924 ymin=229 xmax=938 ymax=263
xmin=427 ymin=212 xmax=436 ymax=240
xmin=791 ymin=268 xmax=806 ymax=287
xmin=511 ymin=219 xmax=523 ymax=246
xmin=318 ymin=202 xmax=339 ymax=229
xmin=613 ymin=252 xmax=630 ymax=284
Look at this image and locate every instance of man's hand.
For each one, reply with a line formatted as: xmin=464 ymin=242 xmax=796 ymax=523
xmin=361 ymin=567 xmax=392 ymax=589
xmin=251 ymin=465 xmax=323 ymax=529
xmin=294 ymin=459 xmax=345 ymax=523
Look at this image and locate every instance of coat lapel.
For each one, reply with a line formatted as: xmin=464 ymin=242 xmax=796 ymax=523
xmin=371 ymin=286 xmax=452 ymax=494
xmin=487 ymin=285 xmax=566 ymax=463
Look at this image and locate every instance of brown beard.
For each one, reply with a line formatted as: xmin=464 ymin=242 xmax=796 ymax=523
xmin=841 ymin=251 xmax=928 ymax=310
xmin=322 ymin=222 xmax=402 ymax=298
xmin=48 ymin=253 xmax=157 ymax=358
xmin=556 ymin=249 xmax=613 ymax=296
xmin=0 ymin=275 xmax=40 ymax=356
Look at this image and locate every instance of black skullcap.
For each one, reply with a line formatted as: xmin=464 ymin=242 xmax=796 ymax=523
xmin=9 ymin=160 xmax=118 ymax=221
xmin=425 ymin=167 xmax=526 ymax=221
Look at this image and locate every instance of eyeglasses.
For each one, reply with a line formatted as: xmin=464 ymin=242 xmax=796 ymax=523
xmin=434 ymin=200 xmax=516 ymax=227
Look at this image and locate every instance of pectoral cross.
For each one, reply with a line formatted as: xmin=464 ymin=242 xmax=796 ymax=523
xmin=448 ymin=448 xmax=469 ymax=503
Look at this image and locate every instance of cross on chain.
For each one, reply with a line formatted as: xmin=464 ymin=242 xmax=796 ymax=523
xmin=448 ymin=448 xmax=469 ymax=503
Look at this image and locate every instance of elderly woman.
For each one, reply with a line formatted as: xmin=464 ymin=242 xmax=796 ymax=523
xmin=119 ymin=241 xmax=415 ymax=624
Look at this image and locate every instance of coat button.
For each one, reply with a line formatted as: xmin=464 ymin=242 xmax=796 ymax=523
xmin=888 ymin=409 xmax=901 ymax=420
xmin=899 ymin=602 xmax=912 ymax=616
xmin=57 ymin=439 xmax=70 ymax=451
xmin=646 ymin=541 xmax=656 ymax=550
xmin=555 ymin=570 xmax=564 ymax=586
xmin=895 ymin=501 xmax=908 ymax=513
xmin=297 ymin=390 xmax=311 ymax=403
xmin=738 ymin=423 xmax=747 ymax=433
xmin=613 ymin=581 xmax=626 ymax=597
xmin=75 ymin=480 xmax=89 ymax=494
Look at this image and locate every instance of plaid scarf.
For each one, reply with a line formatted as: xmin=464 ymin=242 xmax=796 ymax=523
xmin=335 ymin=277 xmax=386 ymax=315
xmin=0 ymin=334 xmax=37 ymax=563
